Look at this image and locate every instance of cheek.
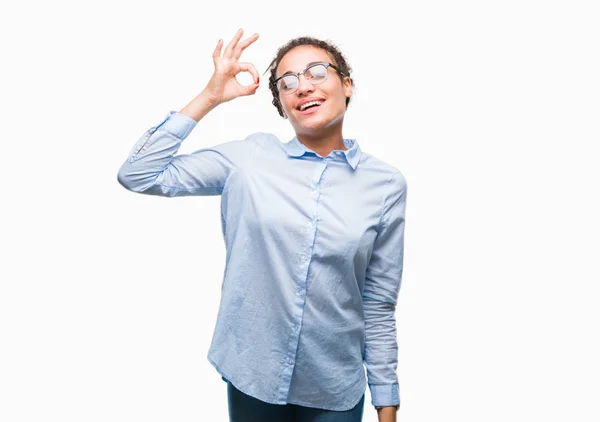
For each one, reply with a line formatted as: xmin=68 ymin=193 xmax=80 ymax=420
xmin=331 ymin=95 xmax=347 ymax=113
xmin=280 ymin=98 xmax=294 ymax=114
xmin=326 ymin=85 xmax=347 ymax=109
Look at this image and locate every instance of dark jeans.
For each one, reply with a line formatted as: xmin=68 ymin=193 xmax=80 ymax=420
xmin=227 ymin=381 xmax=364 ymax=422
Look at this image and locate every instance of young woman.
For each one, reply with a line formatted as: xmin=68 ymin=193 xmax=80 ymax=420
xmin=117 ymin=28 xmax=407 ymax=422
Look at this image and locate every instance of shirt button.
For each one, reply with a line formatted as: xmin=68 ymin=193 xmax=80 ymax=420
xmin=287 ymin=358 xmax=294 ymax=365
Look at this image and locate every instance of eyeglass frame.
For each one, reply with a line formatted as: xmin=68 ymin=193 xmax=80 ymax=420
xmin=273 ymin=62 xmax=346 ymax=95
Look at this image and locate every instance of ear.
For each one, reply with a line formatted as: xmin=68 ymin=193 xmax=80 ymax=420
xmin=342 ymin=76 xmax=353 ymax=99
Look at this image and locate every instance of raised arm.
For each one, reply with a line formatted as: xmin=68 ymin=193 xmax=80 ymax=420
xmin=117 ymin=29 xmax=261 ymax=197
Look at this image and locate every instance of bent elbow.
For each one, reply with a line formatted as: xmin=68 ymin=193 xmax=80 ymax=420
xmin=117 ymin=164 xmax=136 ymax=192
xmin=116 ymin=162 xmax=153 ymax=193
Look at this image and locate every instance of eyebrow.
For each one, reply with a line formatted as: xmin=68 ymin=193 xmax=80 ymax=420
xmin=280 ymin=61 xmax=324 ymax=77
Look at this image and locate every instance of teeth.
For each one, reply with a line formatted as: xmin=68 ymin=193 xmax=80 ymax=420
xmin=299 ymin=101 xmax=323 ymax=111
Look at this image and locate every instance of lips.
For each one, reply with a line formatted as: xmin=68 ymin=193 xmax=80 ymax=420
xmin=296 ymin=100 xmax=326 ymax=116
xmin=296 ymin=98 xmax=326 ymax=111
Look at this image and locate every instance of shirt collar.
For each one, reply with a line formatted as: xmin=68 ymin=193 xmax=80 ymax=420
xmin=285 ymin=136 xmax=362 ymax=170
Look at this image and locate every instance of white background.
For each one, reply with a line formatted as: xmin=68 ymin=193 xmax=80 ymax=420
xmin=1 ymin=0 xmax=599 ymax=421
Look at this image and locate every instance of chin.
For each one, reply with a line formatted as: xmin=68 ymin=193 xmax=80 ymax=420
xmin=301 ymin=115 xmax=345 ymax=134
xmin=294 ymin=120 xmax=330 ymax=135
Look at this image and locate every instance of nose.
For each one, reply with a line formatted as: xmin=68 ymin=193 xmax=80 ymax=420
xmin=296 ymin=74 xmax=315 ymax=95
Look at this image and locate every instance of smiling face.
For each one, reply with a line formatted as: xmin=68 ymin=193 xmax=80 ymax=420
xmin=275 ymin=45 xmax=353 ymax=138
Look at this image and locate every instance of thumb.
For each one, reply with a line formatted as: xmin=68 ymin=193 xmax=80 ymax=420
xmin=241 ymin=82 xmax=260 ymax=96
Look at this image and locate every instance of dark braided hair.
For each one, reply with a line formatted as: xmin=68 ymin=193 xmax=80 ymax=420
xmin=263 ymin=36 xmax=354 ymax=118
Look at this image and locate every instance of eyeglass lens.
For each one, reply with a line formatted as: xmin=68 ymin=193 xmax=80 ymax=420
xmin=278 ymin=64 xmax=328 ymax=93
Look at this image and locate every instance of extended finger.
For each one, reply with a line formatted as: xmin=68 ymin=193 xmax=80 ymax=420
xmin=233 ymin=33 xmax=259 ymax=60
xmin=238 ymin=62 xmax=260 ymax=84
xmin=223 ymin=28 xmax=244 ymax=59
xmin=212 ymin=39 xmax=223 ymax=64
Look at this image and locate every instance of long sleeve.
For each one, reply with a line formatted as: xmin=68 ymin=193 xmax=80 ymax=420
xmin=362 ymin=171 xmax=407 ymax=409
xmin=117 ymin=111 xmax=259 ymax=197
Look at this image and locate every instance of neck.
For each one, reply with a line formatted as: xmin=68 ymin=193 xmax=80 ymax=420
xmin=296 ymin=126 xmax=347 ymax=158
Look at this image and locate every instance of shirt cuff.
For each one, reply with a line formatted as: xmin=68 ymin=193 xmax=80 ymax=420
xmin=155 ymin=110 xmax=198 ymax=139
xmin=369 ymin=383 xmax=400 ymax=408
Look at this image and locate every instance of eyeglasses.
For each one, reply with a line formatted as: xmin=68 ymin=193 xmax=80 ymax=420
xmin=274 ymin=62 xmax=345 ymax=95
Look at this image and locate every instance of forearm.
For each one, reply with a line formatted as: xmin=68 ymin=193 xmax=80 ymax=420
xmin=179 ymin=89 xmax=220 ymax=122
xmin=364 ymin=297 xmax=400 ymax=407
